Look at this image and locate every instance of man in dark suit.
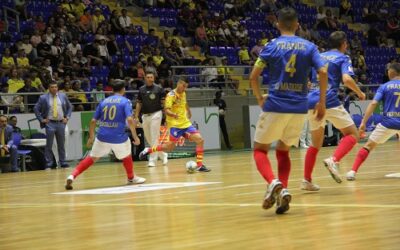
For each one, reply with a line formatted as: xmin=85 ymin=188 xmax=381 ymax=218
xmin=34 ymin=82 xmax=72 ymax=169
xmin=0 ymin=115 xmax=19 ymax=172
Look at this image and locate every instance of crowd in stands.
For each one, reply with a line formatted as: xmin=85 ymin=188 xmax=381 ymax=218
xmin=1 ymin=0 xmax=400 ymax=114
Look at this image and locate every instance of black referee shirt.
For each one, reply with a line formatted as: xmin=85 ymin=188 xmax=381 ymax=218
xmin=137 ymin=84 xmax=165 ymax=114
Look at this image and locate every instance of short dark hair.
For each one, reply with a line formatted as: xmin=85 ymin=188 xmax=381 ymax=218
xmin=112 ymin=81 xmax=125 ymax=92
xmin=278 ymin=7 xmax=298 ymax=30
xmin=388 ymin=62 xmax=400 ymax=74
xmin=145 ymin=71 xmax=155 ymax=76
xmin=9 ymin=115 xmax=17 ymax=120
xmin=178 ymin=76 xmax=189 ymax=84
xmin=48 ymin=81 xmax=58 ymax=87
xmin=329 ymin=31 xmax=347 ymax=49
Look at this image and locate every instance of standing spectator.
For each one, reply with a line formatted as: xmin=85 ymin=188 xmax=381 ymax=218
xmin=34 ymin=82 xmax=72 ymax=169
xmin=0 ymin=115 xmax=19 ymax=172
xmin=195 ymin=22 xmax=209 ymax=55
xmin=134 ymin=72 xmax=168 ymax=167
xmin=214 ymin=90 xmax=232 ymax=150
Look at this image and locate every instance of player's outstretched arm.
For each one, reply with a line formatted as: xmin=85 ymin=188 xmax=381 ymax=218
xmin=127 ymin=116 xmax=140 ymax=145
xmin=359 ymin=100 xmax=378 ymax=133
xmin=342 ymin=74 xmax=366 ymax=100
xmin=249 ymin=63 xmax=264 ymax=107
xmin=87 ymin=118 xmax=97 ymax=148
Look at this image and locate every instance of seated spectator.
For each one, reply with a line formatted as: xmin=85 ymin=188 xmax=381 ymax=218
xmin=37 ymin=34 xmax=52 ymax=59
xmin=8 ymin=116 xmax=22 ymax=134
xmin=160 ymin=30 xmax=172 ymax=50
xmin=339 ymin=0 xmax=354 ymax=22
xmin=7 ymin=68 xmax=25 ymax=93
xmin=226 ymin=15 xmax=240 ymax=33
xmin=110 ymin=10 xmax=123 ymax=34
xmin=0 ymin=84 xmax=24 ymax=113
xmin=119 ymin=9 xmax=132 ymax=34
xmin=1 ymin=48 xmax=16 ymax=70
xmin=195 ymin=22 xmax=209 ymax=55
xmin=92 ymin=8 xmax=105 ymax=33
xmin=42 ymin=58 xmax=54 ymax=80
xmin=217 ymin=22 xmax=234 ymax=46
xmin=201 ymin=58 xmax=219 ymax=87
xmin=97 ymin=38 xmax=111 ymax=65
xmin=250 ymin=40 xmax=264 ymax=60
xmin=350 ymin=35 xmax=362 ymax=51
xmin=83 ymin=40 xmax=103 ymax=66
xmin=109 ymin=59 xmax=126 ymax=80
xmin=30 ymin=71 xmax=46 ymax=92
xmin=145 ymin=29 xmax=159 ymax=48
xmin=71 ymin=81 xmax=88 ymax=110
xmin=0 ymin=115 xmax=19 ymax=172
xmin=217 ymin=57 xmax=239 ymax=92
xmin=310 ymin=24 xmax=321 ymax=42
xmin=316 ymin=6 xmax=328 ymax=29
xmin=91 ymin=80 xmax=105 ymax=103
xmin=355 ymin=50 xmax=367 ymax=72
xmin=144 ymin=57 xmax=158 ymax=78
xmin=298 ymin=24 xmax=311 ymax=40
xmin=79 ymin=8 xmax=92 ymax=32
xmin=16 ymin=49 xmax=30 ymax=73
xmin=235 ymin=24 xmax=248 ymax=45
xmin=71 ymin=0 xmax=86 ymax=17
xmin=162 ymin=47 xmax=180 ymax=66
xmin=171 ymin=29 xmax=182 ymax=47
xmin=107 ymin=34 xmax=122 ymax=56
xmin=238 ymin=44 xmax=252 ymax=65
xmin=17 ymin=77 xmax=39 ymax=111
xmin=19 ymin=35 xmax=33 ymax=59
xmin=67 ymin=38 xmax=82 ymax=56
xmin=326 ymin=9 xmax=338 ymax=30
xmin=30 ymin=29 xmax=42 ymax=48
xmin=34 ymin=15 xmax=46 ymax=32
xmin=152 ymin=49 xmax=164 ymax=67
xmin=157 ymin=60 xmax=172 ymax=89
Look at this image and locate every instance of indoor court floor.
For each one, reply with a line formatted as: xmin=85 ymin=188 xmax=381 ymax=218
xmin=1 ymin=141 xmax=399 ymax=250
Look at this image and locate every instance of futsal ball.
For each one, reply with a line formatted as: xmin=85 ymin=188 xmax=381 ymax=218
xmin=186 ymin=160 xmax=197 ymax=174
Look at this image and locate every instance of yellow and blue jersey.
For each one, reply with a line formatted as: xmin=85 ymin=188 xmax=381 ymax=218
xmin=93 ymin=95 xmax=132 ymax=143
xmin=255 ymin=35 xmax=325 ymax=114
xmin=308 ymin=50 xmax=354 ymax=109
xmin=165 ymin=90 xmax=192 ymax=129
xmin=374 ymin=80 xmax=400 ymax=129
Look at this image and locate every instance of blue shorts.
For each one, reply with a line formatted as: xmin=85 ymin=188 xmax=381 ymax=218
xmin=169 ymin=126 xmax=198 ymax=141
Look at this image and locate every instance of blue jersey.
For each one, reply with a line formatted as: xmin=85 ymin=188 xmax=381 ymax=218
xmin=308 ymin=50 xmax=354 ymax=109
xmin=93 ymin=95 xmax=133 ymax=143
xmin=256 ymin=35 xmax=325 ymax=113
xmin=373 ymin=80 xmax=400 ymax=130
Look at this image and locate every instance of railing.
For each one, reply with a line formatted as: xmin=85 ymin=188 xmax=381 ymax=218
xmin=3 ymin=6 xmax=20 ymax=32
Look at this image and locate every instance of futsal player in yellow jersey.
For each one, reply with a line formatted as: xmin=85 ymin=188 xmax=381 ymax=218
xmin=139 ymin=77 xmax=211 ymax=172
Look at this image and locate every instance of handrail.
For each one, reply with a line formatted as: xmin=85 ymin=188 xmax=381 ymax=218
xmin=3 ymin=6 xmax=20 ymax=33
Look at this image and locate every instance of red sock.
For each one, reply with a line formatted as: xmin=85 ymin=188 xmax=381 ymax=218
xmin=149 ymin=145 xmax=163 ymax=153
xmin=352 ymin=148 xmax=370 ymax=172
xmin=72 ymin=156 xmax=94 ymax=178
xmin=196 ymin=146 xmax=204 ymax=167
xmin=276 ymin=150 xmax=291 ymax=188
xmin=332 ymin=135 xmax=357 ymax=162
xmin=254 ymin=149 xmax=275 ymax=184
xmin=122 ymin=155 xmax=134 ymax=179
xmin=304 ymin=146 xmax=319 ymax=182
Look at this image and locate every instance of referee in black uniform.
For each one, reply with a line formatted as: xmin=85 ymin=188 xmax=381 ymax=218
xmin=134 ymin=72 xmax=168 ymax=167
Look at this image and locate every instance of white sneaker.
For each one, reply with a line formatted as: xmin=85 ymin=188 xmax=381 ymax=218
xmin=262 ymin=179 xmax=283 ymax=210
xmin=301 ymin=179 xmax=320 ymax=191
xmin=127 ymin=176 xmax=146 ymax=185
xmin=161 ymin=152 xmax=168 ymax=165
xmin=346 ymin=170 xmax=356 ymax=181
xmin=148 ymin=160 xmax=156 ymax=167
xmin=300 ymin=144 xmax=309 ymax=149
xmin=276 ymin=188 xmax=292 ymax=214
xmin=323 ymin=157 xmax=342 ymax=183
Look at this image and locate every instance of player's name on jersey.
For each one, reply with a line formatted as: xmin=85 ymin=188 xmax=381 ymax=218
xmin=98 ymin=121 xmax=119 ymax=127
xmin=322 ymin=55 xmax=338 ymax=60
xmin=276 ymin=41 xmax=306 ymax=50
xmin=275 ymin=82 xmax=304 ymax=92
xmin=387 ymin=83 xmax=400 ymax=90
xmin=386 ymin=112 xmax=400 ymax=117
xmin=104 ymin=98 xmax=122 ymax=104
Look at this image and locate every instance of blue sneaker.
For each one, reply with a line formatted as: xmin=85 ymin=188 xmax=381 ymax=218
xmin=196 ymin=165 xmax=211 ymax=172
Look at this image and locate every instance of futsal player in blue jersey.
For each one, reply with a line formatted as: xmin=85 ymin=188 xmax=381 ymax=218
xmin=347 ymin=62 xmax=400 ymax=180
xmin=250 ymin=7 xmax=328 ymax=214
xmin=65 ymin=81 xmax=145 ymax=190
xmin=303 ymin=31 xmax=366 ymax=190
